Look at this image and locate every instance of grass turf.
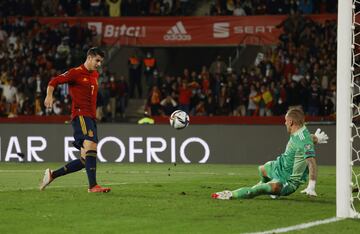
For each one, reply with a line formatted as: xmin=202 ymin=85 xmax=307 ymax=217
xmin=0 ymin=163 xmax=359 ymax=234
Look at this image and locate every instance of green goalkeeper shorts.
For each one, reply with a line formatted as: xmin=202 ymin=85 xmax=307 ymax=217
xmin=263 ymin=161 xmax=285 ymax=185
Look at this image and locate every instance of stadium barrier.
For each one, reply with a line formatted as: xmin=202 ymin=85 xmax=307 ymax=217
xmin=0 ymin=115 xmax=335 ymax=124
xmin=8 ymin=14 xmax=336 ymax=46
xmin=0 ymin=124 xmax=335 ymax=164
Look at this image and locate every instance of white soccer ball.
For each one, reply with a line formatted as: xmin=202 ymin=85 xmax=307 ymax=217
xmin=169 ymin=110 xmax=189 ymax=129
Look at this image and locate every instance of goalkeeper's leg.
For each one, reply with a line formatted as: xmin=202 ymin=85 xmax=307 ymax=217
xmin=258 ymin=164 xmax=271 ymax=183
xmin=231 ymin=181 xmax=282 ymax=199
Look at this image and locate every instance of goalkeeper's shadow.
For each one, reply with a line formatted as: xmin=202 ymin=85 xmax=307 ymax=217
xmin=261 ymin=196 xmax=335 ymax=205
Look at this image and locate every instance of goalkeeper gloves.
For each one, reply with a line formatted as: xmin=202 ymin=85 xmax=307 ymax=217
xmin=314 ymin=128 xmax=329 ymax=144
xmin=300 ymin=180 xmax=317 ymax=197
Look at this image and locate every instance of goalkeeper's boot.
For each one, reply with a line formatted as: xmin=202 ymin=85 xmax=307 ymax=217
xmin=88 ymin=185 xmax=111 ymax=193
xmin=211 ymin=190 xmax=233 ymax=200
xmin=40 ymin=168 xmax=54 ymax=191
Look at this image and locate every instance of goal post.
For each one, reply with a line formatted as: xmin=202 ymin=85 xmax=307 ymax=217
xmin=337 ymin=0 xmax=360 ymax=218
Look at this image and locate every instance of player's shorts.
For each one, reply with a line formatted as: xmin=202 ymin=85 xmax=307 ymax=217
xmin=71 ymin=115 xmax=98 ymax=150
xmin=263 ymin=161 xmax=284 ymax=184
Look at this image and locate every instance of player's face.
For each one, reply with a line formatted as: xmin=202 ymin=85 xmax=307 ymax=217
xmin=88 ymin=55 xmax=104 ymax=71
xmin=285 ymin=114 xmax=293 ymax=133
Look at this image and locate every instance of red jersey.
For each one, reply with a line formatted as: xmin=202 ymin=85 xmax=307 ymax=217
xmin=48 ymin=64 xmax=99 ymax=120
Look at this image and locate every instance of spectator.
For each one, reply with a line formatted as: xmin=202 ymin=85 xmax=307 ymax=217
xmin=209 ymin=55 xmax=227 ymax=77
xmin=178 ymin=80 xmax=191 ymax=114
xmin=121 ymin=0 xmax=139 ymax=16
xmin=233 ymin=1 xmax=246 ymax=16
xmin=117 ymin=75 xmax=129 ymax=119
xmin=204 ymin=93 xmax=216 ymax=116
xmin=299 ymin=0 xmax=314 ymax=14
xmin=247 ymin=84 xmax=258 ymax=116
xmin=0 ymin=79 xmax=17 ymax=113
xmin=108 ymin=74 xmax=118 ymax=121
xmin=307 ymin=79 xmax=321 ymax=116
xmin=160 ymin=93 xmax=178 ymax=116
xmin=143 ymin=51 xmax=157 ymax=91
xmin=97 ymin=81 xmax=110 ymax=121
xmin=148 ymin=85 xmax=162 ymax=116
xmin=128 ymin=52 xmax=142 ymax=98
xmin=261 ymin=84 xmax=273 ymax=116
xmin=106 ymin=0 xmax=121 ymax=17
xmin=233 ymin=84 xmax=247 ymax=116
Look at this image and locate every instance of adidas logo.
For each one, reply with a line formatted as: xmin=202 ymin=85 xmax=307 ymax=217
xmin=163 ymin=21 xmax=192 ymax=41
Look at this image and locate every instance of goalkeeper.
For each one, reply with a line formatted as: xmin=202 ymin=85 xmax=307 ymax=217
xmin=212 ymin=107 xmax=329 ymax=200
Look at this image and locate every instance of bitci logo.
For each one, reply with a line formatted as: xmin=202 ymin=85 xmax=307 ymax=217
xmin=213 ymin=22 xmax=230 ymax=38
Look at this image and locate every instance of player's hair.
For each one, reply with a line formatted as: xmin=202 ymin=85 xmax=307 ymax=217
xmin=87 ymin=47 xmax=105 ymax=58
xmin=286 ymin=106 xmax=305 ymax=126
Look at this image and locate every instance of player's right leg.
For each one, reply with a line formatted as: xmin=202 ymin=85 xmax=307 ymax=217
xmin=82 ymin=140 xmax=111 ymax=193
xmin=213 ymin=180 xmax=282 ymax=200
xmin=231 ymin=181 xmax=282 ymax=199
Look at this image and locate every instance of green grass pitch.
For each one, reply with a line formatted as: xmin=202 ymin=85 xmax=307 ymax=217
xmin=0 ymin=163 xmax=359 ymax=233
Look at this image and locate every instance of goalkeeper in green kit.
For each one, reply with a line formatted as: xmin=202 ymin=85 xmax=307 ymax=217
xmin=212 ymin=107 xmax=329 ymax=200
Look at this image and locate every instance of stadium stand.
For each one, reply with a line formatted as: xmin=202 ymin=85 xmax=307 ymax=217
xmin=0 ymin=0 xmax=337 ymax=122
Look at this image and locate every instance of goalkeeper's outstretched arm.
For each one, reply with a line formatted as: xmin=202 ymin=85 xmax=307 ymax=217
xmin=301 ymin=157 xmax=318 ymax=196
xmin=307 ymin=157 xmax=317 ymax=182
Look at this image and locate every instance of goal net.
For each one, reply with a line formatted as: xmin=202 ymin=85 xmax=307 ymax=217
xmin=337 ymin=0 xmax=360 ymax=218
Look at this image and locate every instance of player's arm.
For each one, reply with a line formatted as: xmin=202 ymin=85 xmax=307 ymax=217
xmin=44 ymin=85 xmax=55 ymax=109
xmin=311 ymin=128 xmax=329 ymax=144
xmin=307 ymin=157 xmax=317 ymax=182
xmin=301 ymin=157 xmax=318 ymax=196
xmin=44 ymin=70 xmax=74 ymax=109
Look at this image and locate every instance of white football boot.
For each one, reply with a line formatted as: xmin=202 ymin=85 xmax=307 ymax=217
xmin=39 ymin=168 xmax=54 ymax=191
xmin=211 ymin=190 xmax=233 ymax=200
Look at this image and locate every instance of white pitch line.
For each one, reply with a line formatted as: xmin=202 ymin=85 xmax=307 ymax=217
xmin=0 ymin=170 xmax=44 ymax=173
xmin=0 ymin=169 xmax=239 ymax=176
xmin=244 ymin=217 xmax=343 ymax=234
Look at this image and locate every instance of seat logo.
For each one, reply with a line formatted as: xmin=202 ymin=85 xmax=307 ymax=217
xmin=163 ymin=21 xmax=192 ymax=41
xmin=213 ymin=22 xmax=230 ymax=38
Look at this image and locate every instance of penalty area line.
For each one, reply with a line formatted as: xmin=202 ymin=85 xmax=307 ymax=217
xmin=244 ymin=217 xmax=342 ymax=234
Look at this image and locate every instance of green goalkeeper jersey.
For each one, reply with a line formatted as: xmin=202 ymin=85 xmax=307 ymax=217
xmin=271 ymin=125 xmax=315 ymax=186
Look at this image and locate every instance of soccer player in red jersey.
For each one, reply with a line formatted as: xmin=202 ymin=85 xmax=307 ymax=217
xmin=40 ymin=47 xmax=111 ymax=193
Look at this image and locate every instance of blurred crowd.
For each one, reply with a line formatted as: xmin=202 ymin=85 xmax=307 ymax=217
xmin=0 ymin=1 xmax=337 ymax=119
xmin=144 ymin=12 xmax=337 ymax=117
xmin=0 ymin=0 xmax=338 ymax=18
xmin=0 ymin=17 xmax=128 ymax=121
xmin=210 ymin=0 xmax=337 ymax=16
xmin=0 ymin=0 xmax=195 ymax=17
